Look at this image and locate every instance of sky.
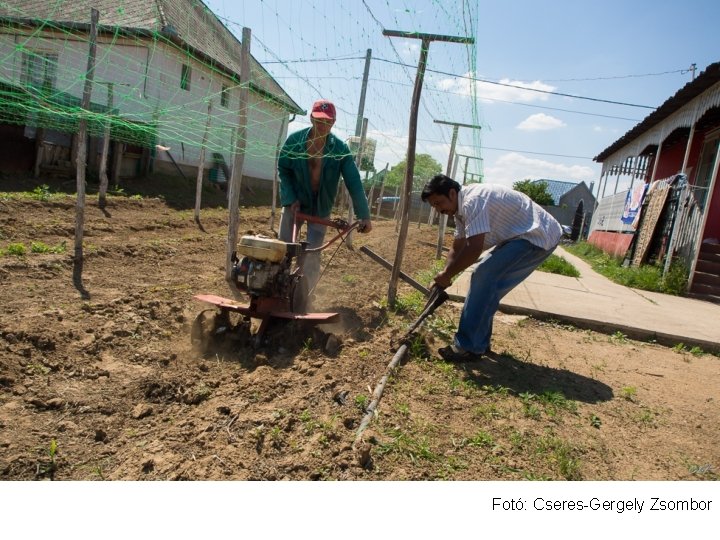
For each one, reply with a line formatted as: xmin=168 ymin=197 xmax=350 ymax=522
xmin=204 ymin=0 xmax=720 ymax=194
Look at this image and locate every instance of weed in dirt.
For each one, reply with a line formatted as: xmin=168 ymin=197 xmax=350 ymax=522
xmin=689 ymin=346 xmax=704 ymax=356
xmin=37 ymin=439 xmax=58 ymax=480
xmin=25 ymin=362 xmax=51 ymax=376
xmin=408 ymin=336 xmax=425 ymax=359
xmin=590 ymin=414 xmax=602 ymax=428
xmin=414 ymin=260 xmax=445 ymax=286
xmin=634 ymin=407 xmax=659 ymax=427
xmin=395 ymin=402 xmax=410 ymax=417
xmin=436 ymin=456 xmax=469 ymax=478
xmin=299 ymin=409 xmax=319 ymax=435
xmin=685 ymin=462 xmax=718 ymax=480
xmin=269 ymin=426 xmax=284 ymax=449
xmin=354 ymin=394 xmax=369 ymax=412
xmin=3 ymin=242 xmax=26 ymax=256
xmin=425 ymin=315 xmax=456 ymax=342
xmin=523 ymin=402 xmax=542 ymax=420
xmin=31 ymin=184 xmax=52 ymax=201
xmin=621 ymin=386 xmax=638 ymax=402
xmin=673 ymin=342 xmax=686 ymax=353
xmin=535 ymin=434 xmax=582 ymax=480
xmin=466 ymin=430 xmax=495 ymax=448
xmin=538 ymin=390 xmax=578 ymax=416
xmin=90 ymin=464 xmax=105 ymax=480
xmin=481 ymin=384 xmax=511 ymax=397
xmin=509 ymin=430 xmax=529 ymax=451
xmin=472 ymin=403 xmax=503 ymax=420
xmin=377 ymin=426 xmax=438 ymax=465
xmin=392 ymin=291 xmax=426 ymax=316
xmin=611 ymin=331 xmax=629 ymax=344
xmin=30 ymin=240 xmax=67 ymax=254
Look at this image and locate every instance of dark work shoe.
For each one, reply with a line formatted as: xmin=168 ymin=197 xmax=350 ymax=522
xmin=438 ymin=345 xmax=483 ymax=363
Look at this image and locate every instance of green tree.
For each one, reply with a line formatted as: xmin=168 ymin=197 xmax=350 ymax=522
xmin=512 ymin=179 xmax=554 ymax=206
xmin=384 ymin=153 xmax=442 ymax=191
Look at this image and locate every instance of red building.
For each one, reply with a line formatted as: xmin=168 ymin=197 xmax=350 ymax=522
xmin=592 ymin=62 xmax=720 ymax=301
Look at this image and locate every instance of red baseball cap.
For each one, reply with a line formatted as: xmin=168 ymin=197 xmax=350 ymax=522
xmin=310 ymin=99 xmax=336 ymax=121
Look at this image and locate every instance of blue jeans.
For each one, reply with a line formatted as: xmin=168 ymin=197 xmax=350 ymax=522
xmin=455 ymin=239 xmax=556 ymax=354
xmin=279 ymin=206 xmax=327 ymax=292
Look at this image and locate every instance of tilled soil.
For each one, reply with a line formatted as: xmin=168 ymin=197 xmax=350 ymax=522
xmin=1 ymin=193 xmax=718 ymax=480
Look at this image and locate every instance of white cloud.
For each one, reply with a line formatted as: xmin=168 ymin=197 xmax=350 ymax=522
xmin=398 ymin=41 xmax=420 ymax=61
xmin=483 ymin=152 xmax=596 ymax=188
xmin=516 ymin=113 xmax=566 ymax=131
xmin=436 ymin=74 xmax=556 ymax=103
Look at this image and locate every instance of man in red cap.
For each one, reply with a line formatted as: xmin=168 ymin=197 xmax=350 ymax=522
xmin=278 ymin=99 xmax=372 ymax=302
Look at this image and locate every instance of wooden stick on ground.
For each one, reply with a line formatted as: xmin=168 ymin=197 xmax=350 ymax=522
xmin=353 ymin=343 xmax=408 ymax=467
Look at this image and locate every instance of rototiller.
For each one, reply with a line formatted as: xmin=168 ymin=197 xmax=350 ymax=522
xmin=191 ymin=212 xmax=363 ymax=350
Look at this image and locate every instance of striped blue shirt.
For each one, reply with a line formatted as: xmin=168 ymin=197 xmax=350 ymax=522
xmin=454 ymin=184 xmax=562 ymax=250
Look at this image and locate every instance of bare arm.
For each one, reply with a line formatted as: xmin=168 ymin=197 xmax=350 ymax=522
xmin=434 ymin=233 xmax=485 ymax=288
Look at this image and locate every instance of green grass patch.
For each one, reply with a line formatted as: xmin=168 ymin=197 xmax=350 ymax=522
xmin=565 ymin=241 xmax=688 ymax=295
xmin=3 ymin=242 xmax=27 ymax=256
xmin=537 ymin=254 xmax=580 ymax=277
xmin=31 ymin=241 xmax=67 ymax=254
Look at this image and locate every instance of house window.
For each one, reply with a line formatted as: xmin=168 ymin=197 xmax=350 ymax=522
xmin=221 ymin=84 xmax=229 ymax=107
xmin=22 ymin=51 xmax=58 ymax=93
xmin=180 ymin=64 xmax=191 ymax=91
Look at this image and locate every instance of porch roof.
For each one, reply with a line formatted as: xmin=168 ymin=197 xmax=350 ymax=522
xmin=594 ymin=62 xmax=720 ymax=170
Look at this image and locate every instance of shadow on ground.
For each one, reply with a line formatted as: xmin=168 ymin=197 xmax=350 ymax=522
xmin=463 ymin=351 xmax=613 ymax=403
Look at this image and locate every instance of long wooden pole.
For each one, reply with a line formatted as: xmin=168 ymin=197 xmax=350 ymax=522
xmin=270 ymin=115 xmax=287 ymax=232
xmin=194 ymin=100 xmax=213 ymax=223
xmin=383 ymin=30 xmax=474 ymax=305
xmin=347 ymin=117 xmax=368 ymax=247
xmin=226 ymin=27 xmax=251 ymax=290
xmin=98 ymin=83 xmax=113 ymax=208
xmin=74 ymin=8 xmax=99 ymax=265
xmin=387 ymin=37 xmax=429 ymax=305
xmin=375 ymin=163 xmax=389 ymax=219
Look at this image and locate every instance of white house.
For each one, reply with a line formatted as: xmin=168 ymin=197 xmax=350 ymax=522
xmin=0 ymin=0 xmax=303 ymax=187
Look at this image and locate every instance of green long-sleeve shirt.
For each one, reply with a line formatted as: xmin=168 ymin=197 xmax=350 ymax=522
xmin=278 ymin=127 xmax=370 ymax=220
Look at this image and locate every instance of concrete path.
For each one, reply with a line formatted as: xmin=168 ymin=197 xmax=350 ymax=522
xmin=446 ymin=245 xmax=720 ymax=353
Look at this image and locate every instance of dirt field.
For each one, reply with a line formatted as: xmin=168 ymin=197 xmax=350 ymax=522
xmin=1 ymin=184 xmax=718 ymax=480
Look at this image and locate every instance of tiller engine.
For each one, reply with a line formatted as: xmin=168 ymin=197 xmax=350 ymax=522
xmin=192 ymin=213 xmax=361 ymax=350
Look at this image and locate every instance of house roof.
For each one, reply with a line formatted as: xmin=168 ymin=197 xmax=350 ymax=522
xmin=594 ymin=61 xmax=720 ymax=162
xmin=0 ymin=0 xmax=304 ymax=115
xmin=530 ymin=179 xmax=590 ymax=206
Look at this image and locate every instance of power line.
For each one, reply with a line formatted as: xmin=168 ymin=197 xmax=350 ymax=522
xmin=264 ymin=55 xmax=367 ymax=64
xmin=271 ymin=74 xmax=642 ymax=122
xmin=543 ymin=68 xmax=690 ymax=82
xmin=375 ymin=58 xmax=657 ymax=109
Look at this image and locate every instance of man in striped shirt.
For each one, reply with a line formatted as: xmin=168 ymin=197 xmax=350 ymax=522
xmin=421 ymin=174 xmax=562 ymax=362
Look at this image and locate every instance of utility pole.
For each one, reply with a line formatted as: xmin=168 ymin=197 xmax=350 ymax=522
xmin=383 ymin=30 xmax=474 ymax=305
xmin=689 ymin=63 xmax=697 ymax=80
xmin=73 ymin=7 xmax=98 ymax=290
xmin=455 ymin=153 xmax=483 ymax=184
xmin=355 ymin=49 xmax=372 ymax=136
xmin=347 ymin=117 xmax=368 ymax=247
xmin=433 ymin=120 xmax=481 ymax=259
xmin=226 ymin=27 xmax=251 ymax=293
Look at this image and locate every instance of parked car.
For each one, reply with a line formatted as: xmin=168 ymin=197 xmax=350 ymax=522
xmin=375 ymin=196 xmax=400 ymax=205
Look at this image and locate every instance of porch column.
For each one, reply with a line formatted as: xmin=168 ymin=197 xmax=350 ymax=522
xmin=649 ymin=128 xmax=666 ymax=182
xmin=687 ymin=140 xmax=720 ymax=290
xmin=681 ymin=106 xmax=699 ymax=174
